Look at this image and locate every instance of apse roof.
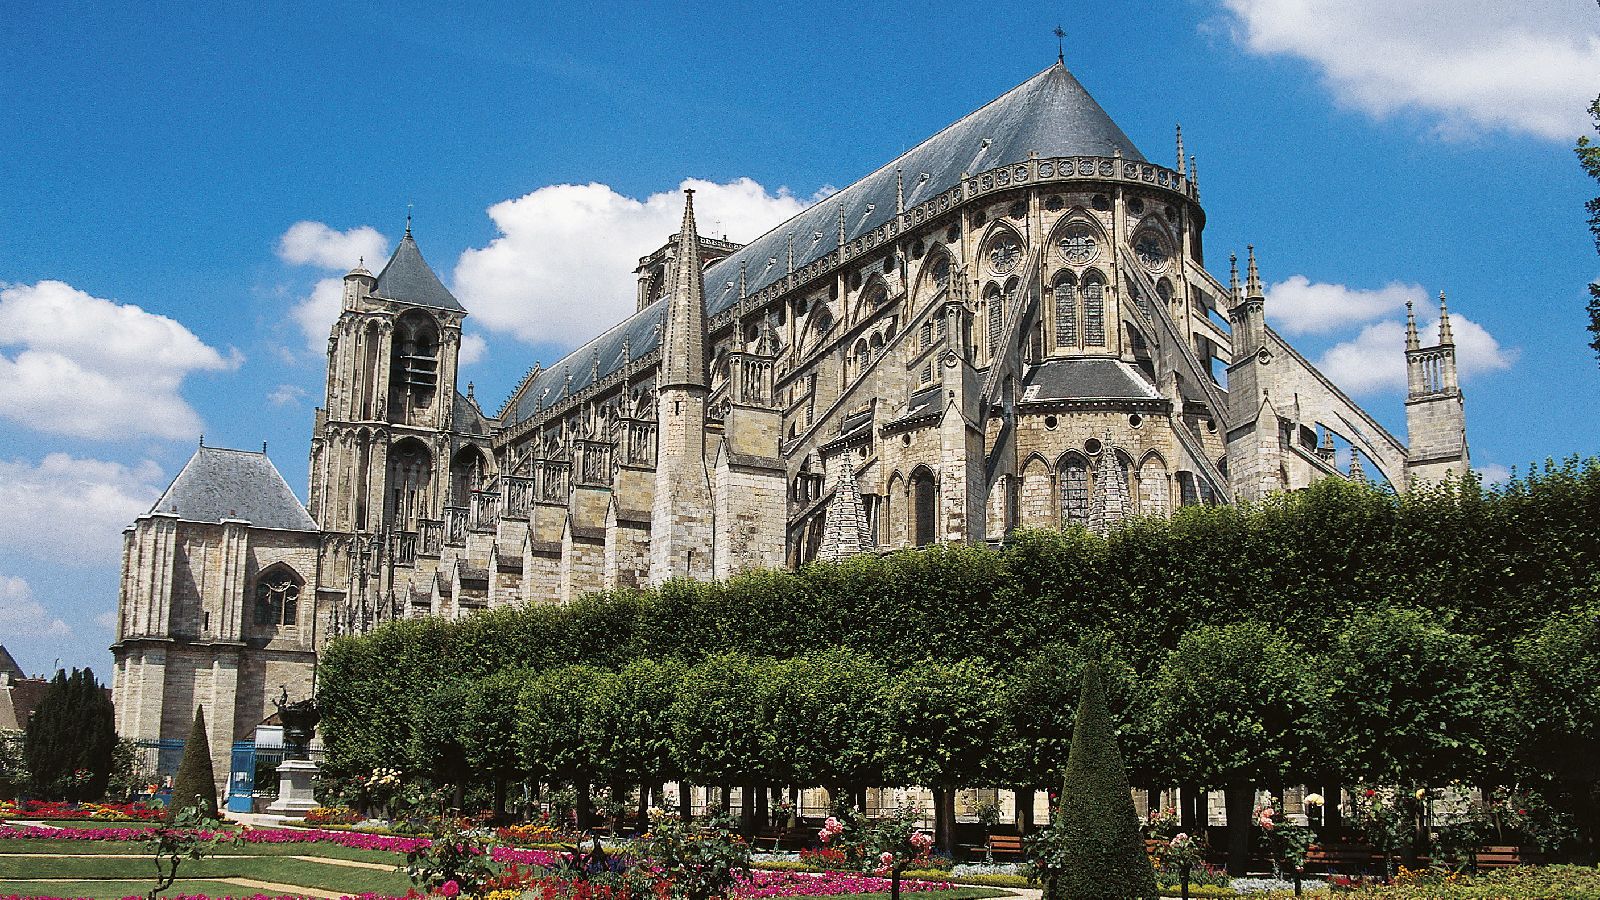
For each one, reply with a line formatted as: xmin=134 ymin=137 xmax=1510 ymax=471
xmin=1021 ymin=358 xmax=1161 ymax=403
xmin=375 ymin=232 xmax=464 ymax=312
xmin=146 ymin=446 xmax=318 ymax=532
xmin=505 ymin=62 xmax=1143 ymax=426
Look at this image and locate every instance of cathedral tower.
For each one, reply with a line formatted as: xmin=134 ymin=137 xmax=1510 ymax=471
xmin=1404 ymin=294 xmax=1471 ymax=485
xmin=650 ymin=192 xmax=715 ymax=583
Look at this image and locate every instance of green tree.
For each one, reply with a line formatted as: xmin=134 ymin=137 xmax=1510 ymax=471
xmin=519 ymin=664 xmax=612 ymax=827
xmin=463 ymin=667 xmax=531 ymax=817
xmin=1511 ymin=604 xmax=1600 ymax=862
xmin=407 ymin=676 xmax=474 ymax=810
xmin=1054 ymin=662 xmax=1157 ymax=900
xmin=1151 ymin=623 xmax=1313 ymax=875
xmin=1576 ymin=94 xmax=1600 ymax=363
xmin=769 ymin=650 xmax=888 ymax=806
xmin=24 ymin=667 xmax=116 ymax=801
xmin=880 ymin=656 xmax=1001 ymax=855
xmin=594 ymin=656 xmax=685 ymax=828
xmin=669 ymin=652 xmax=776 ymax=833
xmin=0 ymin=730 xmax=28 ymax=800
xmin=1314 ymin=606 xmax=1500 ymax=785
xmin=168 ymin=707 xmax=218 ymax=820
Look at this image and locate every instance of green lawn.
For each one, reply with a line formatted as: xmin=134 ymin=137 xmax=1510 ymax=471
xmin=0 ymin=878 xmax=268 ymax=899
xmin=0 ymin=842 xmax=412 ymax=895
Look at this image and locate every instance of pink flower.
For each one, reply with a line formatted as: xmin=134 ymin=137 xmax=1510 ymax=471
xmin=440 ymin=880 xmax=461 ymax=898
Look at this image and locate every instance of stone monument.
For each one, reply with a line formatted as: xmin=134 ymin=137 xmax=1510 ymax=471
xmin=265 ymin=687 xmax=321 ymax=816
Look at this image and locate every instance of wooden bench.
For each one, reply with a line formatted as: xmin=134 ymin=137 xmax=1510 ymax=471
xmin=1304 ymin=843 xmax=1385 ymax=874
xmin=961 ymin=834 xmax=1023 ymax=860
xmin=1471 ymin=845 xmax=1538 ymax=870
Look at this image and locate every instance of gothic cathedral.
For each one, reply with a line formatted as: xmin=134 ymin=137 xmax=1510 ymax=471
xmin=112 ymin=62 xmax=1470 ymax=792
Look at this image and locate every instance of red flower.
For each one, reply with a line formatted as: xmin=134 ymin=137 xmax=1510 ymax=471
xmin=1364 ymin=789 xmax=1376 ymax=798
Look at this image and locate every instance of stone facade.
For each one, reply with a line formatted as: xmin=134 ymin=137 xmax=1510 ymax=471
xmin=113 ymin=62 xmax=1472 ymax=795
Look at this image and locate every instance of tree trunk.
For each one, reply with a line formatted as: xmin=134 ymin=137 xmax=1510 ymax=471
xmin=1180 ymin=783 xmax=1199 ymax=832
xmin=576 ymin=781 xmax=593 ymax=829
xmin=756 ymin=782 xmax=770 ymax=828
xmin=678 ymin=781 xmax=692 ymax=822
xmin=741 ymin=782 xmax=757 ymax=836
xmin=935 ymin=785 xmax=957 ymax=857
xmin=493 ymin=777 xmax=507 ymax=819
xmin=720 ymin=783 xmax=732 ymax=814
xmin=1323 ymin=781 xmax=1342 ymax=835
xmin=1015 ymin=786 xmax=1035 ymax=835
xmin=1224 ymin=779 xmax=1253 ymax=877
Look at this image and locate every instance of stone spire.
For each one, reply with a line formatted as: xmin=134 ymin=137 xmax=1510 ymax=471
xmin=1228 ymin=253 xmax=1241 ymax=304
xmin=1349 ymin=450 xmax=1366 ymax=482
xmin=660 ymin=190 xmax=708 ymax=390
xmin=1087 ymin=438 xmax=1132 ymax=537
xmin=818 ymin=455 xmax=871 ymax=561
xmin=1175 ymin=124 xmax=1186 ymax=176
xmin=1245 ymin=245 xmax=1264 ymax=299
xmin=1405 ymin=299 xmax=1421 ymax=351
xmin=1437 ymin=291 xmax=1454 ymax=345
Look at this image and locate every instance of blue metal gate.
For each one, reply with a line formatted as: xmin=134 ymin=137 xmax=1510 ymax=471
xmin=227 ymin=741 xmax=255 ymax=813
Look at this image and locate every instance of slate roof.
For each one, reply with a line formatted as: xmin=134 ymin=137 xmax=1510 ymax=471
xmin=375 ymin=232 xmax=464 ymax=312
xmin=886 ymin=385 xmax=946 ymax=428
xmin=1021 ymin=358 xmax=1161 ymax=403
xmin=453 ymin=390 xmax=493 ymax=436
xmin=0 ymin=646 xmax=23 ymax=681
xmin=147 ymin=446 xmax=318 ymax=532
xmin=504 ymin=63 xmax=1143 ymax=426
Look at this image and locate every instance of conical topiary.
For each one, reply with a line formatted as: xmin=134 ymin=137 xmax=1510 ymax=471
xmin=1055 ymin=662 xmax=1157 ymax=900
xmin=168 ymin=706 xmax=218 ymax=820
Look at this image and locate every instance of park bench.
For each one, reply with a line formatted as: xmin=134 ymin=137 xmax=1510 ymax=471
xmin=1471 ymin=845 xmax=1538 ymax=870
xmin=961 ymin=834 xmax=1024 ymax=860
xmin=1304 ymin=843 xmax=1386 ymax=874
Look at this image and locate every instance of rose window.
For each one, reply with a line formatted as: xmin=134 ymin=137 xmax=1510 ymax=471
xmin=1057 ymin=225 xmax=1099 ymax=265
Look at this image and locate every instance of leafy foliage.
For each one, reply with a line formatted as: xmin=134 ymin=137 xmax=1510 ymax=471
xmin=143 ymin=802 xmax=233 ymax=900
xmin=1577 ymin=94 xmax=1600 ymax=363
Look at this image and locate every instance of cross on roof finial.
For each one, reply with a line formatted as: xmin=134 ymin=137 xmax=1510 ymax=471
xmin=405 ymin=202 xmax=413 ymax=237
xmin=1054 ymin=26 xmax=1066 ymax=64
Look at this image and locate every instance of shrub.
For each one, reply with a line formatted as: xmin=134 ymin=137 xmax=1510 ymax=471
xmin=1053 ymin=662 xmax=1157 ymax=900
xmin=167 ymin=707 xmax=218 ymax=820
xmin=24 ymin=668 xmax=115 ymax=801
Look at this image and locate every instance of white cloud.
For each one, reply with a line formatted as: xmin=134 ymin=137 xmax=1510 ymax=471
xmin=289 ymin=277 xmax=344 ymax=353
xmin=454 ymin=177 xmax=819 ymax=347
xmin=1266 ymin=275 xmax=1425 ymax=335
xmin=279 ymin=223 xmax=390 ymax=352
xmin=94 ymin=610 xmax=117 ymax=630
xmin=458 ymin=332 xmax=487 ymax=366
xmin=277 ymin=221 xmax=389 ymax=271
xmin=1317 ymin=309 xmax=1515 ymax=394
xmin=1218 ymin=0 xmax=1600 ymax=140
xmin=1475 ymin=463 xmax=1512 ymax=486
xmin=0 ymin=454 xmax=166 ymax=566
xmin=268 ymin=384 xmax=308 ymax=407
xmin=0 ymin=281 xmax=240 ymax=440
xmin=0 ymin=576 xmax=71 ymax=639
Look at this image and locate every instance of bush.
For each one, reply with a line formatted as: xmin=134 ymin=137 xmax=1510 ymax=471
xmin=167 ymin=707 xmax=217 ymax=820
xmin=24 ymin=668 xmax=115 ymax=801
xmin=1053 ymin=662 xmax=1157 ymax=900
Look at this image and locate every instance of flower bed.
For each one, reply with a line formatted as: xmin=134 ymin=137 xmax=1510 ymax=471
xmin=304 ymin=805 xmax=362 ymax=826
xmin=0 ymin=799 xmax=165 ymax=821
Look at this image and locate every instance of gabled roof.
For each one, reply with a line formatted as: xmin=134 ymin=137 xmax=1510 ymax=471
xmin=0 ymin=646 xmax=24 ymax=681
xmin=375 ymin=231 xmax=464 ymax=312
xmin=504 ymin=62 xmax=1143 ymax=426
xmin=146 ymin=446 xmax=318 ymax=532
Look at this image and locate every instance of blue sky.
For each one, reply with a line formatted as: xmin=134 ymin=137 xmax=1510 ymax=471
xmin=2 ymin=1 xmax=1597 ymax=678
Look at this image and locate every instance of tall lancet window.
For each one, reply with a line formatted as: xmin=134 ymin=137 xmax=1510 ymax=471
xmin=984 ymin=283 xmax=1002 ymax=360
xmin=1083 ymin=272 xmax=1106 ymax=346
xmin=1059 ymin=455 xmax=1089 ymax=526
xmin=1053 ymin=272 xmax=1078 ymax=348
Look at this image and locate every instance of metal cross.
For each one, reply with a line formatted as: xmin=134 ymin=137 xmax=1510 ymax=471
xmin=1054 ymin=26 xmax=1066 ymax=63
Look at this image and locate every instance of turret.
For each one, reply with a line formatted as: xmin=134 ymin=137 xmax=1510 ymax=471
xmin=1404 ymin=291 xmax=1471 ymax=486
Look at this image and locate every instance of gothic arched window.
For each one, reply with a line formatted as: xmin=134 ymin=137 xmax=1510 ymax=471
xmin=1059 ymin=455 xmax=1090 ymax=526
xmin=983 ymin=283 xmax=1003 ymax=360
xmin=254 ymin=565 xmax=302 ymax=627
xmin=1138 ymin=455 xmax=1170 ymax=517
xmin=1053 ymin=272 xmax=1079 ymax=348
xmin=1082 ymin=272 xmax=1106 ymax=347
xmin=911 ymin=467 xmax=937 ymax=547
